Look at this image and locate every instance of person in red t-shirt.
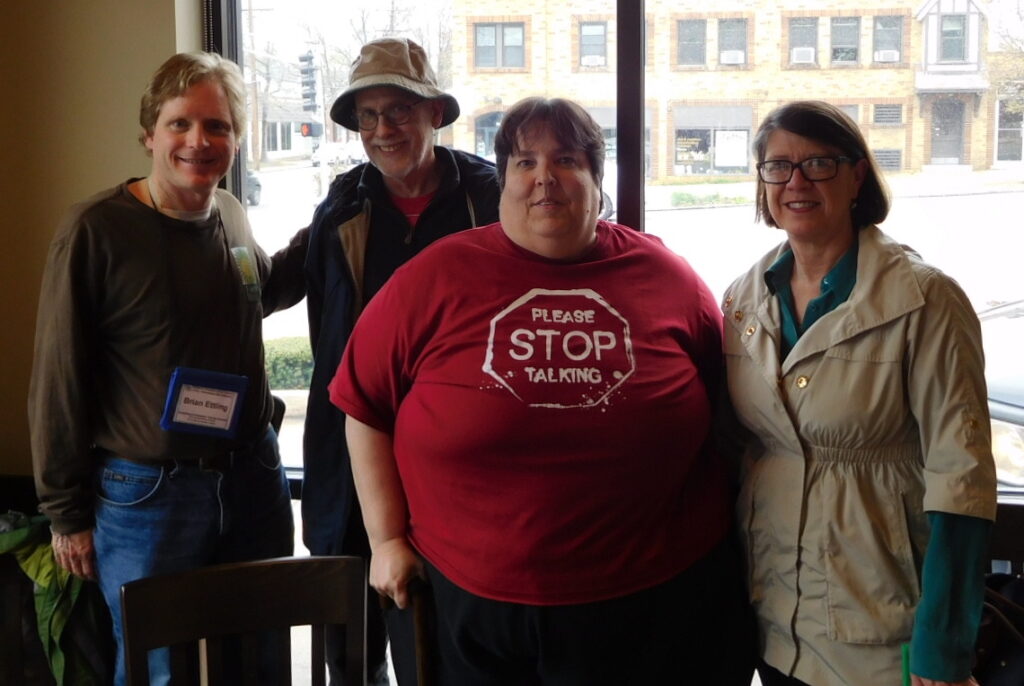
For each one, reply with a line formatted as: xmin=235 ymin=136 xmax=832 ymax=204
xmin=330 ymin=97 xmax=755 ymax=684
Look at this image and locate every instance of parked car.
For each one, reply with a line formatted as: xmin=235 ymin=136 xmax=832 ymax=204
xmin=980 ymin=300 xmax=1024 ymax=491
xmin=311 ymin=142 xmax=344 ymax=168
xmin=245 ymin=168 xmax=261 ymax=206
xmin=311 ymin=140 xmax=366 ymax=168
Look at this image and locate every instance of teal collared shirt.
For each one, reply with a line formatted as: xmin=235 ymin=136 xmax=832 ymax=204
xmin=763 ymin=234 xmax=859 ymax=359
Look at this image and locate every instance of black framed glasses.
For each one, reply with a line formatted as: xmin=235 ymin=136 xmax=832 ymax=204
xmin=353 ymin=99 xmax=425 ymax=131
xmin=756 ymin=156 xmax=856 ymax=184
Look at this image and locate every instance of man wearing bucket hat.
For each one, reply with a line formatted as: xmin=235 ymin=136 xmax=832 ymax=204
xmin=301 ymin=37 xmax=499 ymax=685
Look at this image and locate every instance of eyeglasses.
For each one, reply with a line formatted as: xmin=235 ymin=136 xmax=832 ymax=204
xmin=756 ymin=156 xmax=856 ymax=184
xmin=353 ymin=99 xmax=424 ymax=131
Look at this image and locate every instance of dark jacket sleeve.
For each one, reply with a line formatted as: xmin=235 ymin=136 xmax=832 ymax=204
xmin=262 ymin=226 xmax=310 ymax=315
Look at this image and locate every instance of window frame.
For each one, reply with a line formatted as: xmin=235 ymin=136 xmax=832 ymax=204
xmin=789 ymin=17 xmax=819 ymax=65
xmin=211 ymin=0 xmax=1024 ymax=507
xmin=676 ymin=19 xmax=707 ymax=67
xmin=872 ymin=15 xmax=903 ymax=64
xmin=474 ymin=21 xmax=526 ymax=69
xmin=996 ymin=98 xmax=1024 ymax=163
xmin=830 ymin=16 xmax=860 ymax=64
xmin=579 ymin=21 xmax=608 ymax=68
xmin=718 ymin=18 xmax=748 ymax=66
xmin=939 ymin=13 xmax=967 ymax=63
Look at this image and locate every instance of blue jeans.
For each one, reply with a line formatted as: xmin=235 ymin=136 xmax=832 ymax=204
xmin=93 ymin=428 xmax=294 ymax=686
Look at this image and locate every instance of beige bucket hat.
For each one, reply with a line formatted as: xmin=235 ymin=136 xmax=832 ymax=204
xmin=329 ymin=38 xmax=460 ymax=131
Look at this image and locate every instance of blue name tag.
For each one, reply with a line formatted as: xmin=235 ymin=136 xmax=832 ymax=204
xmin=160 ymin=367 xmax=249 ymax=439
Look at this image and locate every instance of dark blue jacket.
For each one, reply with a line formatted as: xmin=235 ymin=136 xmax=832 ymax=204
xmin=301 ymin=147 xmax=499 ymax=555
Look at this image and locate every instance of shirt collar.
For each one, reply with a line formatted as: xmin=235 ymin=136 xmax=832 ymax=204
xmin=763 ymin=233 xmax=859 ymax=300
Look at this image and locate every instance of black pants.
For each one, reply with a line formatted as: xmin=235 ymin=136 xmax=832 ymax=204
xmin=410 ymin=536 xmax=755 ymax=686
xmin=757 ymin=661 xmax=813 ymax=686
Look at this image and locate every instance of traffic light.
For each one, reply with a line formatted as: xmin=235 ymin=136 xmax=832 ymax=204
xmin=299 ymin=51 xmax=317 ymax=112
xmin=300 ymin=122 xmax=323 ymax=137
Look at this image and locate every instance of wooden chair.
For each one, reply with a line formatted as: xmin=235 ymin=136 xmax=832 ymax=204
xmin=120 ymin=555 xmax=365 ymax=686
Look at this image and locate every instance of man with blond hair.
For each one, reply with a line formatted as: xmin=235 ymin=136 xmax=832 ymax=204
xmin=29 ymin=52 xmax=297 ymax=686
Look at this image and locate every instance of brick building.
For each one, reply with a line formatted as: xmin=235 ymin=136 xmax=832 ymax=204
xmin=445 ymin=0 xmax=1021 ymax=181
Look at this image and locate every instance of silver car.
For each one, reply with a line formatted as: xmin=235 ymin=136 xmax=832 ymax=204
xmin=981 ymin=300 xmax=1024 ymax=493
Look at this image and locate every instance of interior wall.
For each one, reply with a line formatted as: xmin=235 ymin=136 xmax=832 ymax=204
xmin=0 ymin=1 xmax=200 ymax=477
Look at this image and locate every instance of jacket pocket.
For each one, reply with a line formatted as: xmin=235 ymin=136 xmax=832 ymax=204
xmin=823 ymin=480 xmax=920 ymax=644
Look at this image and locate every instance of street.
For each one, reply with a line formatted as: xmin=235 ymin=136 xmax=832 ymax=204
xmin=646 ymin=189 xmax=1024 ymax=310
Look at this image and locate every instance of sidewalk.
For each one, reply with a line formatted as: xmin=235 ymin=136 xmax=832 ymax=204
xmin=644 ymin=166 xmax=1024 ymax=211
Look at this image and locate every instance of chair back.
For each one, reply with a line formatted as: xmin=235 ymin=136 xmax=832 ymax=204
xmin=120 ymin=555 xmax=365 ymax=686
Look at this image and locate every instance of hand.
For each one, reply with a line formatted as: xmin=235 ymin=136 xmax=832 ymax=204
xmin=369 ymin=537 xmax=423 ymax=610
xmin=51 ymin=528 xmax=97 ymax=581
xmin=912 ymin=675 xmax=980 ymax=686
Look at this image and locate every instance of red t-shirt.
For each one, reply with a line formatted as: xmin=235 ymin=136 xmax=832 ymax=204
xmin=330 ymin=222 xmax=730 ymax=605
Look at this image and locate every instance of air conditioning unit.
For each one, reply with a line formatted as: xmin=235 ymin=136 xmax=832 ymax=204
xmin=791 ymin=47 xmax=816 ymax=64
xmin=874 ymin=49 xmax=900 ymax=63
xmin=580 ymin=54 xmax=606 ymax=67
xmin=720 ymin=50 xmax=745 ymax=65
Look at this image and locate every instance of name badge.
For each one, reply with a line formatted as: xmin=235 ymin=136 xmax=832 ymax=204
xmin=160 ymin=367 xmax=248 ymax=438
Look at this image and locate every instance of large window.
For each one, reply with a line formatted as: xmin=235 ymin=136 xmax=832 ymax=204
xmin=475 ymin=22 xmax=525 ymax=68
xmin=940 ymin=14 xmax=967 ymax=62
xmin=677 ymin=19 xmax=706 ymax=66
xmin=672 ymin=105 xmax=751 ymax=175
xmin=228 ymin=0 xmax=1024 ymax=503
xmin=718 ymin=19 xmax=747 ymax=65
xmin=831 ymin=17 xmax=859 ymax=64
xmin=997 ymin=101 xmax=1023 ymax=162
xmin=789 ymin=17 xmax=818 ymax=65
xmin=873 ymin=15 xmax=902 ymax=63
xmin=580 ymin=21 xmax=607 ymax=67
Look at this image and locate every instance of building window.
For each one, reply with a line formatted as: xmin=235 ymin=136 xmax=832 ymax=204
xmin=997 ymin=101 xmax=1023 ymax=162
xmin=873 ymin=15 xmax=903 ymax=62
xmin=579 ymin=22 xmax=607 ymax=67
xmin=873 ymin=149 xmax=902 ymax=170
xmin=839 ymin=104 xmax=859 ymax=124
xmin=940 ymin=14 xmax=967 ymax=61
xmin=718 ymin=19 xmax=747 ymax=65
xmin=874 ymin=104 xmax=903 ymax=124
xmin=265 ymin=122 xmax=280 ymax=151
xmin=831 ymin=17 xmax=860 ymax=63
xmin=475 ymin=22 xmax=525 ymax=68
xmin=673 ymin=105 xmax=752 ymax=174
xmin=789 ymin=17 xmax=818 ymax=64
xmin=677 ymin=20 xmax=706 ymax=66
xmin=475 ymin=111 xmax=503 ymax=158
xmin=280 ymin=122 xmax=292 ymax=151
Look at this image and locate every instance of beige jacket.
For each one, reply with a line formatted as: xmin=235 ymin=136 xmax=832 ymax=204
xmin=722 ymin=226 xmax=996 ymax=686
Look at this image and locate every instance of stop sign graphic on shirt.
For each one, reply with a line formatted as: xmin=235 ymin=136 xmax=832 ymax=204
xmin=483 ymin=288 xmax=636 ymax=408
